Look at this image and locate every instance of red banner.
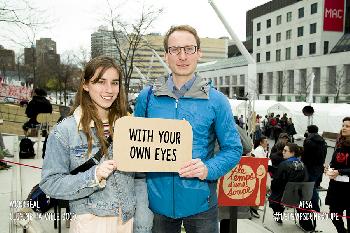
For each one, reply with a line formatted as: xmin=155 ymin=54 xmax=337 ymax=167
xmin=0 ymin=84 xmax=32 ymax=102
xmin=218 ymin=157 xmax=268 ymax=206
xmin=323 ymin=0 xmax=345 ymax=32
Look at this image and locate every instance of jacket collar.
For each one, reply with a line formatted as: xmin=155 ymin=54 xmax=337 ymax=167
xmin=153 ymin=74 xmax=211 ymax=99
xmin=73 ymin=106 xmax=94 ymax=130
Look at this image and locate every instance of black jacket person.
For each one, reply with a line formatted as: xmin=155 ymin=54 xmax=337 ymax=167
xmin=23 ymin=88 xmax=53 ymax=131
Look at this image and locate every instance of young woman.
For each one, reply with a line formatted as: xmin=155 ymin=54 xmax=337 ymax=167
xmin=325 ymin=117 xmax=350 ymax=233
xmin=40 ymin=56 xmax=135 ymax=233
xmin=269 ymin=143 xmax=308 ymax=224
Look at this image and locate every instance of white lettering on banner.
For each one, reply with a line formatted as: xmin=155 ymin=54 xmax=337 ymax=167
xmin=325 ymin=8 xmax=343 ymax=19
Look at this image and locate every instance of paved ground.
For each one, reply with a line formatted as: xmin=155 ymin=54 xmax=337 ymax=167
xmin=0 ymin=135 xmax=342 ymax=233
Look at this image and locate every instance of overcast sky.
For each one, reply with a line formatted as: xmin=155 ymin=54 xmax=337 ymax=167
xmin=2 ymin=0 xmax=271 ymax=55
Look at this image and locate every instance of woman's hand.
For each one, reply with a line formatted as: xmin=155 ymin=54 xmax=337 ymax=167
xmin=96 ymin=160 xmax=117 ymax=182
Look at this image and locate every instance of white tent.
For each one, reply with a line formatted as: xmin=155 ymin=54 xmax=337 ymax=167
xmin=227 ymin=99 xmax=246 ymax=116
xmin=228 ymin=99 xmax=277 ymax=117
xmin=267 ymin=102 xmax=350 ymax=136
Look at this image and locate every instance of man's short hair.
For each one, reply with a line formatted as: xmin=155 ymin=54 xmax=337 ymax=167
xmin=163 ymin=25 xmax=201 ymax=52
xmin=278 ymin=133 xmax=290 ymax=141
xmin=307 ymin=125 xmax=318 ymax=133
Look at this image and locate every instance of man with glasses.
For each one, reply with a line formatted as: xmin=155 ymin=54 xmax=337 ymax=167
xmin=134 ymin=25 xmax=242 ymax=233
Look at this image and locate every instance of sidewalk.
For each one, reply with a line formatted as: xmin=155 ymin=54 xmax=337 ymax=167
xmin=0 ymin=135 xmax=69 ymax=233
xmin=0 ymin=135 xmax=340 ymax=233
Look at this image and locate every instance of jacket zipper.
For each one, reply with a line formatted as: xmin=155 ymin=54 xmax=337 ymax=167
xmin=173 ymin=99 xmax=179 ymax=217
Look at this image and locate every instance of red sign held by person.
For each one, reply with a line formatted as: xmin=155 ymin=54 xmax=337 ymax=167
xmin=218 ymin=157 xmax=268 ymax=206
xmin=324 ymin=0 xmax=345 ymax=32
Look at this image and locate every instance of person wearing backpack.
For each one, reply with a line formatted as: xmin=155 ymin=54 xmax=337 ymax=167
xmin=40 ymin=56 xmax=140 ymax=233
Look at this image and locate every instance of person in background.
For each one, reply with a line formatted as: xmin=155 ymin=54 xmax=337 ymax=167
xmin=325 ymin=117 xmax=350 ymax=233
xmin=269 ymin=133 xmax=290 ymax=176
xmin=252 ymin=136 xmax=269 ymax=158
xmin=269 ymin=143 xmax=308 ymax=224
xmin=302 ymin=125 xmax=327 ymax=214
xmin=239 ymin=115 xmax=245 ymax=129
xmin=40 ymin=56 xmax=138 ymax=233
xmin=286 ymin=118 xmax=297 ymax=142
xmin=134 ymin=25 xmax=242 ymax=233
xmin=22 ymin=88 xmax=52 ymax=132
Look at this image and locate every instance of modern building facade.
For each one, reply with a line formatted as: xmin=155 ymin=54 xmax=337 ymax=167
xmin=198 ymin=0 xmax=350 ymax=103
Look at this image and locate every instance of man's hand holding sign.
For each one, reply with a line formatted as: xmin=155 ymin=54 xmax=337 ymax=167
xmin=179 ymin=158 xmax=208 ymax=180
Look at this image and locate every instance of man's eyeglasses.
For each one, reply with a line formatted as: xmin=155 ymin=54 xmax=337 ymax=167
xmin=167 ymin=45 xmax=198 ymax=55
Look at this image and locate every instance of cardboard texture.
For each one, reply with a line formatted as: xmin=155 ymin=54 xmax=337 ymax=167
xmin=218 ymin=157 xmax=268 ymax=206
xmin=113 ymin=116 xmax=193 ymax=172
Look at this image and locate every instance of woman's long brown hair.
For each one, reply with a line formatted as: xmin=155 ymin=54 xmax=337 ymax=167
xmin=71 ymin=56 xmax=128 ymax=156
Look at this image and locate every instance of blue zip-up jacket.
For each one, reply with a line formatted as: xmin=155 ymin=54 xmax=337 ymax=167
xmin=134 ymin=75 xmax=242 ymax=218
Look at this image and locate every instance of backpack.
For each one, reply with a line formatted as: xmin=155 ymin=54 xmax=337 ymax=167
xmin=19 ymin=137 xmax=35 ymax=159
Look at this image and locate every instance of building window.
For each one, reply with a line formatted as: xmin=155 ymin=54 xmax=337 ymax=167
xmin=266 ymin=35 xmax=271 ymax=44
xmin=297 ymin=45 xmax=303 ymax=56
xmin=257 ymin=22 xmax=261 ymax=31
xmin=287 ymin=12 xmax=292 ymax=22
xmin=257 ymin=38 xmax=260 ymax=46
xmin=225 ymin=76 xmax=230 ymax=85
xmin=324 ymin=41 xmax=329 ymax=54
xmin=309 ymin=42 xmax=316 ymax=54
xmin=310 ymin=23 xmax=317 ymax=34
xmin=276 ymin=15 xmax=282 ymax=25
xmin=266 ymin=51 xmax=270 ymax=61
xmin=298 ymin=7 xmax=304 ymax=18
xmin=267 ymin=19 xmax=271 ymax=28
xmin=256 ymin=53 xmax=260 ymax=62
xmin=276 ymin=49 xmax=281 ymax=61
xmin=258 ymin=73 xmax=263 ymax=94
xmin=285 ymin=47 xmax=291 ymax=60
xmin=276 ymin=32 xmax=281 ymax=42
xmin=297 ymin=26 xmax=304 ymax=37
xmin=286 ymin=29 xmax=292 ymax=40
xmin=233 ymin=75 xmax=237 ymax=85
xmin=311 ymin=3 xmax=318 ymax=14
xmin=240 ymin=75 xmax=245 ymax=85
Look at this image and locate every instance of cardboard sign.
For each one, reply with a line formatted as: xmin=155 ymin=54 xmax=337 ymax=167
xmin=113 ymin=116 xmax=192 ymax=172
xmin=218 ymin=157 xmax=268 ymax=206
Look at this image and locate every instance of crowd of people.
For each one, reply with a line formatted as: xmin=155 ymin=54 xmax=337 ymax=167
xmin=237 ymin=110 xmax=350 ymax=233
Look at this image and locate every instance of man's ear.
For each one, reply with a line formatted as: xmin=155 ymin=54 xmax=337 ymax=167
xmin=197 ymin=49 xmax=203 ymax=60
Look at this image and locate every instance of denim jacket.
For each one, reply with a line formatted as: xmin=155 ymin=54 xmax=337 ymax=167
xmin=40 ymin=107 xmax=136 ymax=222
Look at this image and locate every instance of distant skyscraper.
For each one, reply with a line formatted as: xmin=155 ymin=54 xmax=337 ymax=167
xmin=91 ymin=26 xmax=121 ymax=60
xmin=0 ymin=45 xmax=16 ymax=72
xmin=24 ymin=47 xmax=36 ymax=66
xmin=35 ymin=38 xmax=60 ymax=67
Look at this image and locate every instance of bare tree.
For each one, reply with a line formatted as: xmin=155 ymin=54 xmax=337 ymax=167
xmin=296 ymin=71 xmax=313 ymax=102
xmin=277 ymin=70 xmax=288 ymax=101
xmin=105 ymin=0 xmax=163 ymax=99
xmin=1 ymin=0 xmax=50 ymax=89
xmin=0 ymin=0 xmax=39 ymax=27
xmin=326 ymin=69 xmax=348 ymax=103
